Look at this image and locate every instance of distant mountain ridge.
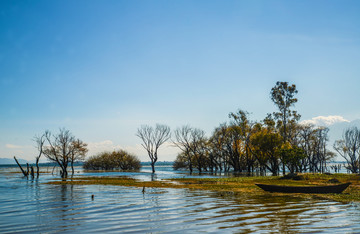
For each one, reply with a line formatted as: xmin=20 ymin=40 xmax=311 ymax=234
xmin=0 ymin=157 xmax=28 ymax=165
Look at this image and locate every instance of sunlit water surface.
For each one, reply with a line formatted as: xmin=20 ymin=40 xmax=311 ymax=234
xmin=1 ymin=165 xmax=360 ymax=233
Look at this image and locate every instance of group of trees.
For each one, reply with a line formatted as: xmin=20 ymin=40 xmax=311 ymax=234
xmin=29 ymin=128 xmax=142 ymax=177
xmin=171 ymin=82 xmax=339 ymax=175
xmin=172 ymin=112 xmax=333 ymax=176
xmin=22 ymin=81 xmax=360 ymax=177
xmin=83 ymin=150 xmax=141 ymax=170
xmin=170 ymin=82 xmax=360 ymax=175
xmin=137 ymin=82 xmax=339 ymax=175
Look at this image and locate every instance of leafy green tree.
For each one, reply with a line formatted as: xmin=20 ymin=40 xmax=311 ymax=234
xmin=228 ymin=110 xmax=256 ymax=174
xmin=173 ymin=152 xmax=189 ymax=170
xmin=279 ymin=144 xmax=306 ymax=174
xmin=251 ymin=127 xmax=283 ymax=176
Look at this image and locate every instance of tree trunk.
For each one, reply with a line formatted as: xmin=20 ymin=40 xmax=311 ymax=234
xmin=282 ymin=162 xmax=286 ymax=176
xmin=189 ymin=161 xmax=193 ymax=175
xmin=71 ymin=161 xmax=75 ymax=175
xmin=30 ymin=166 xmax=35 ymax=177
xmin=151 ymin=162 xmax=155 ymax=173
xmin=36 ymin=157 xmax=40 ymax=177
xmin=14 ymin=156 xmax=28 ymax=177
xmin=60 ymin=164 xmax=68 ymax=178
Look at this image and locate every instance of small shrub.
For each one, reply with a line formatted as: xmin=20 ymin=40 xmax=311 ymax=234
xmin=83 ymin=150 xmax=141 ymax=170
xmin=173 ymin=153 xmax=188 ymax=170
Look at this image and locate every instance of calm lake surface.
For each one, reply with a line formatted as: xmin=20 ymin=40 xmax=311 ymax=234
xmin=1 ymin=165 xmax=360 ymax=233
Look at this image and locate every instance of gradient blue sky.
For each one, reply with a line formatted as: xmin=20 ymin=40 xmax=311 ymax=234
xmin=1 ymin=0 xmax=360 ymax=161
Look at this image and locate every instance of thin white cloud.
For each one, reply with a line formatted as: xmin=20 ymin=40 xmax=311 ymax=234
xmin=5 ymin=144 xmax=24 ymax=149
xmin=87 ymin=140 xmax=122 ymax=155
xmin=301 ymin=115 xmax=350 ymax=127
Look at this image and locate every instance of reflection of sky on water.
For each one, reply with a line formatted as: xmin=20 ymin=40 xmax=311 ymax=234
xmin=81 ymin=165 xmax=222 ymax=181
xmin=0 ymin=166 xmax=360 ymax=233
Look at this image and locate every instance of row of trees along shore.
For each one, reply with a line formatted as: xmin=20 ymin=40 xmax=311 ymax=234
xmin=17 ymin=81 xmax=360 ymax=177
xmin=138 ymin=81 xmax=360 ymax=175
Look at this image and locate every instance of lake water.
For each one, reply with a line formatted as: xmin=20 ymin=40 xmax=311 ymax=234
xmin=1 ymin=165 xmax=360 ymax=233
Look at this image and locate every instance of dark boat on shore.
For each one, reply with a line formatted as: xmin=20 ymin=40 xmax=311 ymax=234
xmin=255 ymin=182 xmax=351 ymax=194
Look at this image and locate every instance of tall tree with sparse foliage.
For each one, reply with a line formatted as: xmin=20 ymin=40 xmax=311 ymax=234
xmin=270 ymin=81 xmax=300 ymax=174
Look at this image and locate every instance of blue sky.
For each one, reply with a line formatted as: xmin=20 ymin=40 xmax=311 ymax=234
xmin=1 ymin=0 xmax=360 ymax=161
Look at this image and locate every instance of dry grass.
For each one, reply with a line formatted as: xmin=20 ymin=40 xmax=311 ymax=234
xmin=46 ymin=173 xmax=360 ymax=203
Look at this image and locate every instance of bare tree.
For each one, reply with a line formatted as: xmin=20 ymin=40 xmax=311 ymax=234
xmin=173 ymin=125 xmax=207 ymax=174
xmin=334 ymin=127 xmax=360 ymax=173
xmin=136 ymin=124 xmax=171 ymax=173
xmin=43 ymin=128 xmax=87 ymax=177
xmin=298 ymin=124 xmax=314 ymax=172
xmin=208 ymin=124 xmax=229 ymax=172
xmin=173 ymin=125 xmax=194 ymax=173
xmin=192 ymin=130 xmax=208 ymax=173
xmin=33 ymin=133 xmax=46 ymax=176
xmin=313 ymin=126 xmax=331 ymax=173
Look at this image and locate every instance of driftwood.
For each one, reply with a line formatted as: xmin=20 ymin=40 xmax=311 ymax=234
xmin=14 ymin=156 xmax=28 ymax=177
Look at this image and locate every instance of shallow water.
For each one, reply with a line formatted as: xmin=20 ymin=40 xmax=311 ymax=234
xmin=1 ymin=166 xmax=360 ymax=233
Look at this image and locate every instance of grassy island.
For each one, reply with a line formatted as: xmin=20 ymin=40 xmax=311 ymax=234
xmin=47 ymin=173 xmax=360 ymax=203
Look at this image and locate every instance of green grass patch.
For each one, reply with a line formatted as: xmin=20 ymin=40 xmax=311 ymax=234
xmin=46 ymin=173 xmax=360 ymax=203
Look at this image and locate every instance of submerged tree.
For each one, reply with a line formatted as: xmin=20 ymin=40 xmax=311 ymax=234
xmin=33 ymin=133 xmax=46 ymax=176
xmin=136 ymin=124 xmax=171 ymax=173
xmin=228 ymin=110 xmax=256 ymax=174
xmin=173 ymin=126 xmax=194 ymax=173
xmin=43 ymin=128 xmax=87 ymax=177
xmin=208 ymin=124 xmax=229 ymax=172
xmin=334 ymin=127 xmax=360 ymax=173
xmin=173 ymin=125 xmax=207 ymax=174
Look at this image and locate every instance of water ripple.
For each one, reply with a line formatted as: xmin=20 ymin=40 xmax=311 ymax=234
xmin=1 ymin=171 xmax=360 ymax=233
